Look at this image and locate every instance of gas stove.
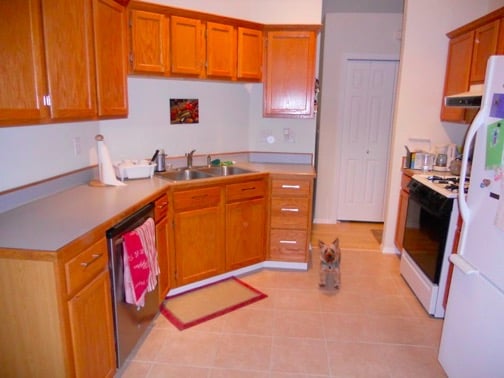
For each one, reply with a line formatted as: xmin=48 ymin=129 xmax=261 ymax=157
xmin=413 ymin=174 xmax=469 ymax=198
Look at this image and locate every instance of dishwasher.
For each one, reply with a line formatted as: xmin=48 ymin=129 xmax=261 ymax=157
xmin=106 ymin=202 xmax=159 ymax=368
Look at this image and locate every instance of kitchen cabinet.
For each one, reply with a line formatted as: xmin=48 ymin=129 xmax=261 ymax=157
xmin=170 ymin=15 xmax=205 ymax=77
xmin=394 ymin=171 xmax=412 ymax=252
xmin=154 ymin=193 xmax=170 ymax=301
xmin=172 ymin=185 xmax=225 ymax=286
xmin=0 ymin=237 xmax=116 ymax=377
xmin=440 ymin=7 xmax=504 ymax=123
xmin=269 ymin=174 xmax=314 ymax=262
xmin=443 ymin=214 xmax=463 ymax=309
xmin=129 ymin=9 xmax=169 ymax=75
xmin=93 ymin=0 xmax=129 ymax=117
xmin=225 ymin=178 xmax=267 ymax=270
xmin=263 ymin=27 xmax=319 ymax=118
xmin=206 ymin=21 xmax=236 ymax=79
xmin=237 ymin=27 xmax=263 ymax=81
xmin=0 ymin=0 xmax=128 ymax=126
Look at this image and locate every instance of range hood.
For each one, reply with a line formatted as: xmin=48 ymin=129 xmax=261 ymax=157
xmin=444 ymin=84 xmax=483 ymax=108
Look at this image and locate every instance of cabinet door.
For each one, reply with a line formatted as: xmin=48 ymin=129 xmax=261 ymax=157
xmin=93 ymin=0 xmax=128 ymax=117
xmin=226 ymin=197 xmax=266 ymax=270
xmin=440 ymin=31 xmax=474 ymax=123
xmin=42 ymin=0 xmax=97 ymax=119
xmin=170 ymin=16 xmax=204 ymax=76
xmin=130 ymin=10 xmax=169 ymax=74
xmin=67 ymin=270 xmax=116 ymax=378
xmin=237 ymin=27 xmax=263 ymax=81
xmin=206 ymin=21 xmax=236 ymax=79
xmin=174 ymin=206 xmax=225 ymax=285
xmin=264 ymin=29 xmax=317 ymax=118
xmin=156 ymin=217 xmax=170 ymax=301
xmin=394 ymin=189 xmax=409 ymax=252
xmin=497 ymin=19 xmax=504 ymax=54
xmin=0 ymin=0 xmax=49 ymax=124
xmin=470 ymin=20 xmax=499 ymax=84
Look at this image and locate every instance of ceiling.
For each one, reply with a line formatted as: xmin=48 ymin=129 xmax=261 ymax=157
xmin=323 ymin=0 xmax=404 ymax=14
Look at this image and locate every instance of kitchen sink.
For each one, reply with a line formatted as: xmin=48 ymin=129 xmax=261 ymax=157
xmin=155 ymin=168 xmax=213 ymax=181
xmin=155 ymin=165 xmax=255 ymax=181
xmin=197 ymin=166 xmax=255 ymax=176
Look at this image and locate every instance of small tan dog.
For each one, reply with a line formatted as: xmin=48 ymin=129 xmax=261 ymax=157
xmin=319 ymin=238 xmax=341 ymax=288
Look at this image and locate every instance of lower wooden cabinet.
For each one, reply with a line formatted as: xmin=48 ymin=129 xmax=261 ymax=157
xmin=394 ymin=172 xmax=411 ymax=252
xmin=154 ymin=193 xmax=170 ymax=301
xmin=172 ymin=186 xmax=225 ymax=286
xmin=225 ymin=178 xmax=267 ymax=270
xmin=269 ymin=174 xmax=314 ymax=262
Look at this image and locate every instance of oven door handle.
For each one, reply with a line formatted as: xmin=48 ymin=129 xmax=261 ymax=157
xmin=449 ymin=254 xmax=478 ymax=275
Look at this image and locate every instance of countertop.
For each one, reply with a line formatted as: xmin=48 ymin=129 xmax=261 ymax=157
xmin=0 ymin=163 xmax=315 ymax=252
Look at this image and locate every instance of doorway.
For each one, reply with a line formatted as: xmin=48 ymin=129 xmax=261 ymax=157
xmin=337 ymin=59 xmax=398 ymax=222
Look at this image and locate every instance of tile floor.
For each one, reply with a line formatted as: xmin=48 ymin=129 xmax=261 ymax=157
xmin=117 ymin=223 xmax=447 ymax=377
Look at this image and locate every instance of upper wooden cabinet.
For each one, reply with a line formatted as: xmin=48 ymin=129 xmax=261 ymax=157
xmin=263 ymin=27 xmax=319 ymax=118
xmin=0 ymin=0 xmax=128 ymax=126
xmin=130 ymin=10 xmax=169 ymax=75
xmin=440 ymin=7 xmax=504 ymax=123
xmin=237 ymin=27 xmax=263 ymax=81
xmin=170 ymin=16 xmax=205 ymax=77
xmin=206 ymin=21 xmax=236 ymax=79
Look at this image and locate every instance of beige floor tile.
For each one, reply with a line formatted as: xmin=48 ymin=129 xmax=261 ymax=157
xmin=209 ymin=367 xmax=271 ymax=377
xmin=270 ymin=336 xmax=329 ymax=375
xmin=117 ymin=361 xmax=152 ymax=378
xmin=213 ymin=333 xmax=272 ymax=371
xmin=271 ymin=288 xmax=322 ymax=312
xmin=148 ymin=363 xmax=210 ymax=378
xmin=220 ymin=307 xmax=274 ymax=335
xmin=272 ymin=310 xmax=325 ymax=339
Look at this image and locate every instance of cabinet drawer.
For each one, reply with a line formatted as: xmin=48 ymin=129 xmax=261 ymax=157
xmin=226 ymin=179 xmax=265 ymax=202
xmin=174 ymin=186 xmax=221 ymax=212
xmin=65 ymin=239 xmax=108 ymax=296
xmin=271 ymin=197 xmax=309 ymax=228
xmin=271 ymin=178 xmax=311 ymax=197
xmin=154 ymin=193 xmax=169 ymax=221
xmin=270 ymin=229 xmax=307 ymax=261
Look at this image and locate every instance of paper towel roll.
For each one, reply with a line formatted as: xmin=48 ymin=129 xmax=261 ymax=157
xmin=96 ymin=135 xmax=125 ymax=186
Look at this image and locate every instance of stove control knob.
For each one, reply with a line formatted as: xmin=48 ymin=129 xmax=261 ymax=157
xmin=480 ymin=179 xmax=491 ymax=188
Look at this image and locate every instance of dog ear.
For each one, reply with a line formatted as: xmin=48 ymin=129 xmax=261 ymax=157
xmin=332 ymin=238 xmax=339 ymax=248
xmin=319 ymin=240 xmax=325 ymax=249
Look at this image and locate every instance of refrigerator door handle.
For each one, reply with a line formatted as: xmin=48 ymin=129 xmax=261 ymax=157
xmin=449 ymin=254 xmax=479 ymax=275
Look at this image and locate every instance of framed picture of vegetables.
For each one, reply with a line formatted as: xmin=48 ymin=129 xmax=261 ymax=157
xmin=170 ymin=99 xmax=199 ymax=124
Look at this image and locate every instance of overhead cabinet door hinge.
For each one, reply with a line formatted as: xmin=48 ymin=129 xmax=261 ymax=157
xmin=43 ymin=95 xmax=51 ymax=107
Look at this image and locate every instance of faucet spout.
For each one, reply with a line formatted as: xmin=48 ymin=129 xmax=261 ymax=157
xmin=185 ymin=149 xmax=196 ymax=168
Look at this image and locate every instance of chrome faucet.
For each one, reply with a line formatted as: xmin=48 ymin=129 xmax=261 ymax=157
xmin=185 ymin=149 xmax=196 ymax=168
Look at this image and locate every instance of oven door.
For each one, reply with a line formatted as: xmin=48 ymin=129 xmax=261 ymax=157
xmin=403 ymin=182 xmax=453 ymax=284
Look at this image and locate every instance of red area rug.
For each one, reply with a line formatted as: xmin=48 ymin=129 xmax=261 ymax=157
xmin=160 ymin=276 xmax=267 ymax=330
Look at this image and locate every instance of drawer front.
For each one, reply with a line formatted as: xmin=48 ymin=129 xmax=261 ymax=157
xmin=174 ymin=186 xmax=221 ymax=212
xmin=270 ymin=229 xmax=307 ymax=261
xmin=271 ymin=178 xmax=311 ymax=197
xmin=226 ymin=179 xmax=266 ymax=202
xmin=65 ymin=238 xmax=108 ymax=296
xmin=154 ymin=193 xmax=169 ymax=221
xmin=271 ymin=197 xmax=310 ymax=228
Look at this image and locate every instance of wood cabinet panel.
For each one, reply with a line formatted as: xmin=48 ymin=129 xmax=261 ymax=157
xmin=270 ymin=197 xmax=310 ymax=229
xmin=226 ymin=197 xmax=266 ymax=270
xmin=271 ymin=177 xmax=311 ymax=197
xmin=170 ymin=15 xmax=204 ymax=76
xmin=264 ymin=29 xmax=317 ymax=118
xmin=173 ymin=186 xmax=221 ymax=211
xmin=155 ymin=194 xmax=170 ymax=301
xmin=93 ymin=0 xmax=128 ymax=116
xmin=237 ymin=27 xmax=263 ymax=81
xmin=130 ymin=10 xmax=169 ymax=74
xmin=270 ymin=229 xmax=307 ymax=262
xmin=470 ymin=19 xmax=499 ymax=84
xmin=206 ymin=21 xmax=236 ymax=79
xmin=498 ymin=19 xmax=504 ymax=54
xmin=42 ymin=0 xmax=97 ymax=119
xmin=67 ymin=270 xmax=116 ymax=378
xmin=0 ymin=0 xmax=49 ymax=124
xmin=226 ymin=179 xmax=266 ymax=202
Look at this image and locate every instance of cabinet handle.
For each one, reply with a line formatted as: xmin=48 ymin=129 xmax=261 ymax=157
xmin=157 ymin=201 xmax=168 ymax=209
xmin=281 ymin=208 xmax=299 ymax=212
xmin=80 ymin=253 xmax=103 ymax=268
xmin=280 ymin=240 xmax=297 ymax=244
xmin=191 ymin=194 xmax=208 ymax=200
xmin=281 ymin=184 xmax=300 ymax=189
xmin=241 ymin=186 xmax=256 ymax=191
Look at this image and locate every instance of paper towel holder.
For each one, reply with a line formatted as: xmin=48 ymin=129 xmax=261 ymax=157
xmin=89 ymin=134 xmax=125 ymax=187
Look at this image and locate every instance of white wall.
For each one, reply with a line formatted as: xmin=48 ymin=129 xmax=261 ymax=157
xmin=381 ymin=0 xmax=499 ymax=253
xmin=0 ymin=1 xmax=322 ymax=193
xmin=315 ymin=12 xmax=403 ymax=224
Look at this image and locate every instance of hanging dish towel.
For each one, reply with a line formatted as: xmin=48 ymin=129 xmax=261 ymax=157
xmin=123 ymin=229 xmax=150 ymax=307
xmin=135 ymin=218 xmax=159 ymax=292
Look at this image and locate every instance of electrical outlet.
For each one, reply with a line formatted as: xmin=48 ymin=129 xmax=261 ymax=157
xmin=72 ymin=137 xmax=81 ymax=156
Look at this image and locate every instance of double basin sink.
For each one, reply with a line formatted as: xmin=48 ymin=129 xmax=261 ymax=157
xmin=155 ymin=165 xmax=254 ymax=181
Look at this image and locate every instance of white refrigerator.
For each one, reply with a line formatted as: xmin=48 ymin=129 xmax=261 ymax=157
xmin=439 ymin=55 xmax=504 ymax=377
